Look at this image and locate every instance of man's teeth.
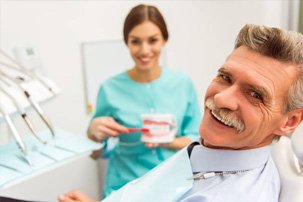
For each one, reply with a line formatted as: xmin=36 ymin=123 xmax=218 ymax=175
xmin=211 ymin=110 xmax=234 ymax=128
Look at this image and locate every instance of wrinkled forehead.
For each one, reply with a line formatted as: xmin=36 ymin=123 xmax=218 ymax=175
xmin=226 ymin=46 xmax=299 ymax=81
xmin=222 ymin=46 xmax=299 ymax=100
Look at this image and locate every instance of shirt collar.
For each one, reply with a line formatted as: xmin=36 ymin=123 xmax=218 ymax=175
xmin=190 ymin=142 xmax=271 ymax=172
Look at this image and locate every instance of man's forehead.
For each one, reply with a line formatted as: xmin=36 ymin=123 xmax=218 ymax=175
xmin=226 ymin=46 xmax=299 ymax=71
xmin=224 ymin=47 xmax=299 ymax=78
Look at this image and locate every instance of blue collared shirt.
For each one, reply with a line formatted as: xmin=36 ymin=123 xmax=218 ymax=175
xmin=178 ymin=143 xmax=280 ymax=202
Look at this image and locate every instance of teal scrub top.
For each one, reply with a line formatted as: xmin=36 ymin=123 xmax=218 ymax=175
xmin=92 ymin=67 xmax=201 ymax=197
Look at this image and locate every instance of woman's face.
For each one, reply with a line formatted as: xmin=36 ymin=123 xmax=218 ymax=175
xmin=127 ymin=21 xmax=166 ymax=71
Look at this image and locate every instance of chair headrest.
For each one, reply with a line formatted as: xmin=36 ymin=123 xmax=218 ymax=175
xmin=291 ymin=129 xmax=303 ymax=166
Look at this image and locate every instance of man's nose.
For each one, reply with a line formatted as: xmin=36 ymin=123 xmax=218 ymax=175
xmin=213 ymin=86 xmax=239 ymax=111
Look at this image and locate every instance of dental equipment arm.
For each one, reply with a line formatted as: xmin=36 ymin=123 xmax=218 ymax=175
xmin=0 ymin=80 xmax=47 ymax=144
xmin=0 ymin=49 xmax=55 ymax=94
xmin=0 ymin=70 xmax=55 ymax=138
xmin=0 ymin=106 xmax=32 ymax=165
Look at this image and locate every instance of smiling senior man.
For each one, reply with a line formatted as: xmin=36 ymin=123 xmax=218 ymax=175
xmin=59 ymin=24 xmax=303 ymax=202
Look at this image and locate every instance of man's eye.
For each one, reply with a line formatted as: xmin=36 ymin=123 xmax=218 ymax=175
xmin=221 ymin=74 xmax=231 ymax=83
xmin=250 ymin=91 xmax=263 ymax=100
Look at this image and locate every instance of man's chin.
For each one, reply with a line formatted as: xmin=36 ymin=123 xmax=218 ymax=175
xmin=201 ymin=139 xmax=235 ymax=149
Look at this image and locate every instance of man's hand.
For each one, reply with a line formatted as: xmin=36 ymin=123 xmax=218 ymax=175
xmin=58 ymin=190 xmax=97 ymax=202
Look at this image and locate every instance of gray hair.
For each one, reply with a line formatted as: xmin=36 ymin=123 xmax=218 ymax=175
xmin=235 ymin=24 xmax=303 ymax=113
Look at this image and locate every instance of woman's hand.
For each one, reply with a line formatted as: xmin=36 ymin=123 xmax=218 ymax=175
xmin=145 ymin=142 xmax=160 ymax=148
xmin=58 ymin=190 xmax=97 ymax=202
xmin=88 ymin=116 xmax=129 ymax=142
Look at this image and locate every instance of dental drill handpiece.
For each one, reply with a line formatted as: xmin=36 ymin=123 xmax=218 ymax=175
xmin=0 ymin=72 xmax=55 ymax=138
xmin=0 ymin=108 xmax=32 ymax=165
xmin=25 ymin=90 xmax=55 ymax=138
xmin=0 ymin=81 xmax=47 ymax=144
xmin=0 ymin=49 xmax=56 ymax=95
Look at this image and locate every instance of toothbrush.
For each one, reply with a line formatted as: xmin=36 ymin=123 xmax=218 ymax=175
xmin=128 ymin=128 xmax=150 ymax=133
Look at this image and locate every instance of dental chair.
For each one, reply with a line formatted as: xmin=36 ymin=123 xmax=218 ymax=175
xmin=272 ymin=125 xmax=303 ymax=202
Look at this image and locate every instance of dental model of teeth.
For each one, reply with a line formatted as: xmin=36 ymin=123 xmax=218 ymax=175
xmin=141 ymin=114 xmax=177 ymax=143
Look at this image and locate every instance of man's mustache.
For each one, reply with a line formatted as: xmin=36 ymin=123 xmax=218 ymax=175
xmin=205 ymin=98 xmax=245 ymax=133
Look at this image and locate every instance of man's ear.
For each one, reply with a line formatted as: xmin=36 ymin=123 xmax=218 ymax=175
xmin=274 ymin=109 xmax=303 ymax=136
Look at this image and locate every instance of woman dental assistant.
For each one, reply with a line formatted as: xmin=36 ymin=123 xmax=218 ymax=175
xmin=87 ymin=4 xmax=201 ymax=198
